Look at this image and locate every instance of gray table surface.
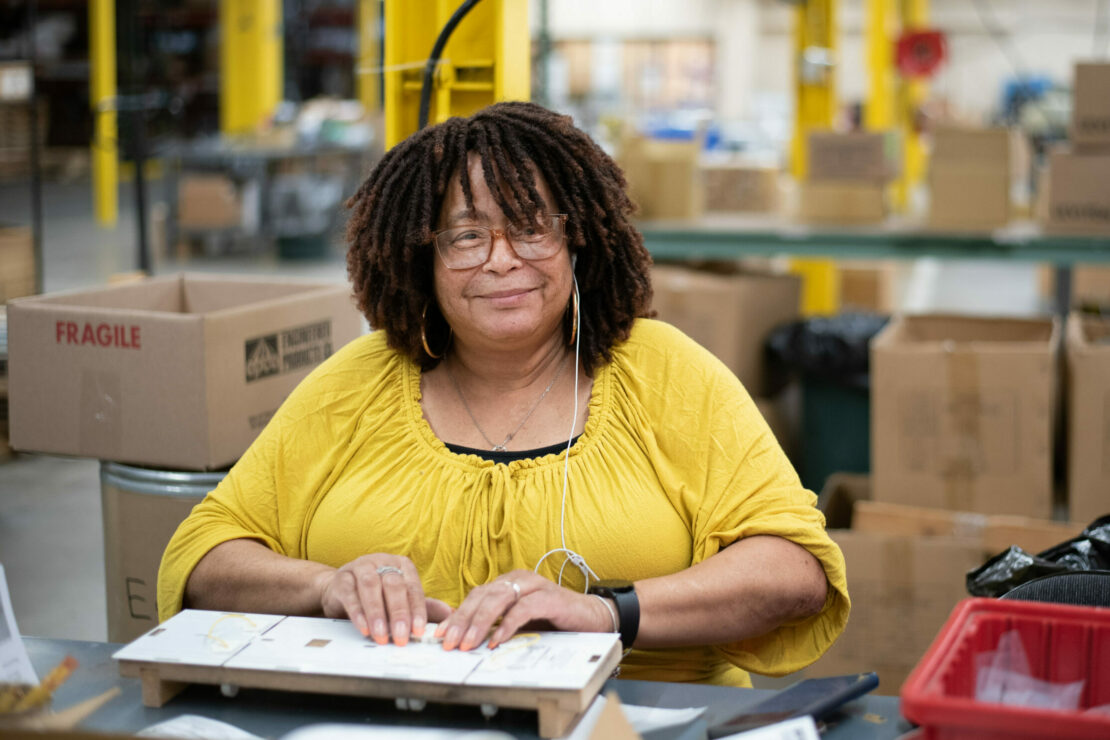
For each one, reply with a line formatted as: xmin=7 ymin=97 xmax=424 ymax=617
xmin=26 ymin=637 xmax=915 ymax=739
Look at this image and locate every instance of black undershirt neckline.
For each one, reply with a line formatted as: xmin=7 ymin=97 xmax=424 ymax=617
xmin=444 ymin=435 xmax=582 ymax=464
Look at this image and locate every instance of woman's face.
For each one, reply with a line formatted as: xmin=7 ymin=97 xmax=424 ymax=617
xmin=432 ymin=154 xmax=573 ymax=353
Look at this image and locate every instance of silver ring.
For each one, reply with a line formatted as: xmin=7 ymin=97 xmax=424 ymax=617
xmin=376 ymin=565 xmax=404 ymax=577
xmin=502 ymin=580 xmax=521 ymax=602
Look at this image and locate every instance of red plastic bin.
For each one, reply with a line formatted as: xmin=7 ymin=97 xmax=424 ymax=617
xmin=901 ymin=597 xmax=1110 ymax=739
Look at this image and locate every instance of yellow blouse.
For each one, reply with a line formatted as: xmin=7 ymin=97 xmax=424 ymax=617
xmin=158 ymin=319 xmax=849 ymax=686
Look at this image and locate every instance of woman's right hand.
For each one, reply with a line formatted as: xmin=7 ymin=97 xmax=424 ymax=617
xmin=316 ymin=554 xmax=452 ymax=646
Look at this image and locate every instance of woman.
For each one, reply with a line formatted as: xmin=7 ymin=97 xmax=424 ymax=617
xmin=159 ymin=101 xmax=848 ymax=686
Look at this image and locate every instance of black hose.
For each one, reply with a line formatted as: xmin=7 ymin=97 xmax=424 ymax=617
xmin=417 ymin=0 xmax=483 ymax=130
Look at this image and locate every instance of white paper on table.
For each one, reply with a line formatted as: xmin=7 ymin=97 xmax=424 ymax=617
xmin=557 ymin=694 xmax=707 ymax=740
xmin=137 ymin=714 xmax=266 ymax=739
xmin=0 ymin=563 xmax=38 ymax=684
xmin=714 ymin=715 xmax=820 ymax=740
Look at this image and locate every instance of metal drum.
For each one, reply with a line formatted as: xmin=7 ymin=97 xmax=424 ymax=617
xmin=100 ymin=461 xmax=226 ymax=643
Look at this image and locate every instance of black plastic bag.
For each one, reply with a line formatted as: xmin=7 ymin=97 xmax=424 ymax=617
xmin=764 ymin=313 xmax=889 ymax=396
xmin=966 ymin=514 xmax=1110 ymax=597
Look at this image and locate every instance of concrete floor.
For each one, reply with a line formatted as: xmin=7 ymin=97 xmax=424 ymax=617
xmin=0 ymin=176 xmax=1045 ymax=648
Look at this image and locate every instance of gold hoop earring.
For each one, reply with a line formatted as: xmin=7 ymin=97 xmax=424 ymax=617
xmin=567 ymin=283 xmax=579 ymax=346
xmin=421 ymin=304 xmax=446 ymax=359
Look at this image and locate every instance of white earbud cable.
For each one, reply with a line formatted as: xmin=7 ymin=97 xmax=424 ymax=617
xmin=534 ymin=274 xmax=599 ymax=590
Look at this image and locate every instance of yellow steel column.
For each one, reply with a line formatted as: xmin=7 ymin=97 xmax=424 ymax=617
xmin=90 ymin=0 xmax=117 ymax=226
xmin=357 ymin=0 xmax=382 ymax=113
xmin=866 ymin=0 xmax=900 ymax=211
xmin=220 ymin=0 xmax=283 ymax=135
xmin=865 ymin=0 xmax=896 ymax=130
xmin=898 ymin=0 xmax=929 ymax=210
xmin=791 ymin=0 xmax=839 ymax=316
xmin=384 ymin=0 xmax=529 ymax=149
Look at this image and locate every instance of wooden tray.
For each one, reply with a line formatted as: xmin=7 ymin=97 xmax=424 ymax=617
xmin=114 ymin=611 xmax=622 ymax=738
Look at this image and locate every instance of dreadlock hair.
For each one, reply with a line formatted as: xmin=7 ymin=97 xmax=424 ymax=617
xmin=345 ymin=101 xmax=653 ymax=373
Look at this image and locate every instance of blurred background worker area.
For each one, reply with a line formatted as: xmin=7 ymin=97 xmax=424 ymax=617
xmin=1 ymin=0 xmax=1109 ymax=725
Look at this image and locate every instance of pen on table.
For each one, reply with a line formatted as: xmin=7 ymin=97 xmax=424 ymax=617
xmin=10 ymin=655 xmax=79 ymax=713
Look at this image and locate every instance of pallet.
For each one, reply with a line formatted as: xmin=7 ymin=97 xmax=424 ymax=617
xmin=115 ymin=611 xmax=622 ymax=738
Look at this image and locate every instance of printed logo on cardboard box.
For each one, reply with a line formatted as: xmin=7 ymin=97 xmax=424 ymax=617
xmin=1052 ymin=202 xmax=1110 ymax=224
xmin=245 ymin=320 xmax=333 ymax=383
xmin=1075 ymin=117 xmax=1110 ymax=138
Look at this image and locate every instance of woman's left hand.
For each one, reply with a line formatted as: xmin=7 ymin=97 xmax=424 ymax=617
xmin=435 ymin=570 xmax=614 ymax=651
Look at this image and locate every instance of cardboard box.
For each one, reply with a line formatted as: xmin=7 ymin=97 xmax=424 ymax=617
xmin=620 ymin=136 xmax=704 ymax=221
xmin=799 ymin=181 xmax=886 ymax=224
xmin=1074 ymin=266 xmax=1110 ymax=307
xmin=1037 ymin=264 xmax=1110 ymax=309
xmin=650 ymin=264 xmax=800 ymax=394
xmin=818 ymin=474 xmax=1083 ymax=554
xmin=852 ymin=500 xmax=1085 ymax=556
xmin=0 ymin=226 xmax=35 ymax=303
xmin=871 ymin=314 xmax=1058 ymax=519
xmin=1072 ymin=62 xmax=1110 ymax=150
xmin=805 ymin=473 xmax=987 ymax=695
xmin=811 ymin=529 xmax=984 ymax=695
xmin=838 ymin=260 xmax=898 ymax=313
xmin=7 ymin=273 xmax=363 ymax=470
xmin=702 ymin=165 xmax=780 ymax=214
xmin=1066 ymin=313 xmax=1110 ymax=525
xmin=807 ymin=131 xmax=898 ymax=183
xmin=928 ymin=167 xmax=1011 ymax=231
xmin=0 ymin=61 xmax=32 ymax=102
xmin=816 ymin=471 xmax=871 ymax=528
xmin=177 ymin=174 xmax=243 ymax=230
xmin=100 ymin=463 xmax=217 ymax=642
xmin=1041 ymin=150 xmax=1110 ymax=236
xmin=928 ymin=127 xmax=1014 ymax=230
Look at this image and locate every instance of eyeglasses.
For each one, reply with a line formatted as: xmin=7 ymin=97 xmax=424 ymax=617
xmin=433 ymin=214 xmax=568 ymax=270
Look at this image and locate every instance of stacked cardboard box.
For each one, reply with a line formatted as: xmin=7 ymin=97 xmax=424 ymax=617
xmin=1038 ymin=264 xmax=1110 ymax=310
xmin=805 ymin=473 xmax=1085 ymax=695
xmin=1042 ymin=63 xmax=1110 ymax=235
xmin=7 ymin=273 xmax=364 ymax=470
xmin=702 ymin=164 xmax=781 ymax=214
xmin=1071 ymin=62 xmax=1110 ymax=149
xmin=0 ymin=226 xmax=35 ymax=303
xmin=177 ymin=174 xmax=244 ymax=230
xmin=619 ymin=135 xmax=704 ymax=221
xmin=650 ymin=264 xmax=800 ymax=396
xmin=928 ymin=127 xmax=1015 ymax=230
xmin=871 ymin=314 xmax=1059 ymax=519
xmin=809 ymin=474 xmax=984 ymax=695
xmin=7 ymin=273 xmax=364 ymax=638
xmin=799 ymin=131 xmax=897 ymax=225
xmin=838 ymin=260 xmax=899 ymax=313
xmin=1066 ymin=313 xmax=1110 ymax=525
xmin=1042 ymin=151 xmax=1110 ymax=235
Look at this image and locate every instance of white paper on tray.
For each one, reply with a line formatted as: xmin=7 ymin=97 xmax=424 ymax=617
xmin=0 ymin=563 xmax=38 ymax=684
xmin=113 ymin=609 xmax=620 ymax=693
xmin=224 ymin=616 xmax=484 ymax=683
xmin=463 ymin=631 xmax=620 ymax=689
xmin=112 ymin=610 xmax=285 ymax=666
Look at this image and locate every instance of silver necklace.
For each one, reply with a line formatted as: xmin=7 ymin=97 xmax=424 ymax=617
xmin=444 ymin=352 xmax=570 ymax=451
